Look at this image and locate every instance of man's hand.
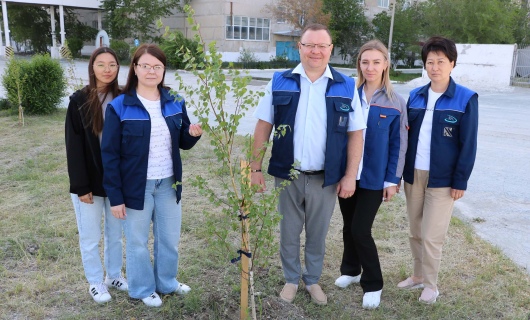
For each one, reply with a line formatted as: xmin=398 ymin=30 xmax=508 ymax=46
xmin=337 ymin=175 xmax=356 ymax=198
xmin=251 ymin=172 xmax=267 ymax=193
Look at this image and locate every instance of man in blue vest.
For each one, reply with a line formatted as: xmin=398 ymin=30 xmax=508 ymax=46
xmin=251 ymin=23 xmax=366 ymax=305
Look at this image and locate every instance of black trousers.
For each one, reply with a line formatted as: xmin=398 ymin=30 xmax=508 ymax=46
xmin=338 ymin=182 xmax=384 ymax=293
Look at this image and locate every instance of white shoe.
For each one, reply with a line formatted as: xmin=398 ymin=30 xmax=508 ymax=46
xmin=174 ymin=283 xmax=191 ymax=295
xmin=89 ymin=283 xmax=111 ymax=303
xmin=105 ymin=275 xmax=128 ymax=291
xmin=334 ymin=274 xmax=361 ymax=288
xmin=362 ymin=289 xmax=382 ymax=309
xmin=142 ymin=292 xmax=162 ymax=307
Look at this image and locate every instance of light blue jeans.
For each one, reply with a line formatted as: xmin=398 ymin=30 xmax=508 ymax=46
xmin=123 ymin=176 xmax=183 ymax=299
xmin=71 ymin=194 xmax=124 ymax=285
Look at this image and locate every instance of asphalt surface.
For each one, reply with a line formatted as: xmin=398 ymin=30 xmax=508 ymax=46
xmin=2 ymin=59 xmax=529 ymax=274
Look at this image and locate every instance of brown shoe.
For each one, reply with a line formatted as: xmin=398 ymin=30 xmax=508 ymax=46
xmin=306 ymin=284 xmax=327 ymax=305
xmin=279 ymin=283 xmax=298 ymax=303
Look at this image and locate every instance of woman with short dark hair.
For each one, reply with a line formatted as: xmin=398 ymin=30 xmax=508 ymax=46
xmin=398 ymin=36 xmax=479 ymax=304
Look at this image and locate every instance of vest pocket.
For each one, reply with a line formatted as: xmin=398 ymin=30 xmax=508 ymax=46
xmin=333 ymin=101 xmax=352 ymax=133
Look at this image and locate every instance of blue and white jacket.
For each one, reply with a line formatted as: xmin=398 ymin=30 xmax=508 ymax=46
xmin=101 ymin=88 xmax=200 ymax=210
xmin=403 ymin=77 xmax=478 ymax=190
xmin=268 ymin=66 xmax=356 ymax=187
xmin=358 ymin=85 xmax=408 ymax=190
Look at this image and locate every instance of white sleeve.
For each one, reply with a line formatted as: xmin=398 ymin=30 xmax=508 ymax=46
xmin=252 ymin=80 xmax=274 ymax=124
xmin=347 ymin=86 xmax=367 ymax=132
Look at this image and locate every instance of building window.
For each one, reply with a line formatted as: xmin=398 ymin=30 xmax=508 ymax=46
xmin=277 ymin=6 xmax=286 ymax=23
xmin=226 ymin=16 xmax=270 ymax=41
xmin=378 ymin=0 xmax=389 ymax=8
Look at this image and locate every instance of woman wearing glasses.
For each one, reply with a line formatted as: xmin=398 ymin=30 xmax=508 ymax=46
xmin=101 ymin=44 xmax=202 ymax=307
xmin=65 ymin=47 xmax=127 ymax=303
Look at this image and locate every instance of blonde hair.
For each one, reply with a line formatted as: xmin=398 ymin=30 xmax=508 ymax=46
xmin=356 ymin=39 xmax=397 ymax=101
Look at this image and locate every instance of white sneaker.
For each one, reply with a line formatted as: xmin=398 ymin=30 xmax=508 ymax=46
xmin=334 ymin=274 xmax=361 ymax=288
xmin=174 ymin=283 xmax=191 ymax=295
xmin=142 ymin=292 xmax=162 ymax=307
xmin=362 ymin=289 xmax=382 ymax=309
xmin=89 ymin=283 xmax=111 ymax=303
xmin=105 ymin=275 xmax=128 ymax=291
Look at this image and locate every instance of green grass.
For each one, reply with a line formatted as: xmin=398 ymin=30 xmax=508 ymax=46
xmin=1 ymin=110 xmax=530 ymax=319
xmin=390 ymin=72 xmax=422 ymax=83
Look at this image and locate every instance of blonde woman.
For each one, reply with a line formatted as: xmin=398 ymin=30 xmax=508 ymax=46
xmin=334 ymin=39 xmax=408 ymax=309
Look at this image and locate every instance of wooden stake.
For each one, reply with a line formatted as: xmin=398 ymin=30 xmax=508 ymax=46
xmin=240 ymin=160 xmax=250 ymax=320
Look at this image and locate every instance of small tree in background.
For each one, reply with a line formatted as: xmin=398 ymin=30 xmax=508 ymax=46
xmin=160 ymin=5 xmax=293 ymax=319
xmin=263 ymin=0 xmax=330 ymax=29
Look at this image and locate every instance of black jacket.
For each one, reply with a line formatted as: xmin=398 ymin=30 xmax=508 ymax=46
xmin=65 ymin=87 xmax=107 ymax=197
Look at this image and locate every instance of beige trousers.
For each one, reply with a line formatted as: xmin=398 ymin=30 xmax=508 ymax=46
xmin=404 ymin=169 xmax=455 ymax=289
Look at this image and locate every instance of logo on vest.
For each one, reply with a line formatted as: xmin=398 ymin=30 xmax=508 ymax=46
xmin=444 ymin=115 xmax=458 ymax=124
xmin=340 ymin=103 xmax=350 ymax=111
xmin=443 ymin=127 xmax=453 ymax=137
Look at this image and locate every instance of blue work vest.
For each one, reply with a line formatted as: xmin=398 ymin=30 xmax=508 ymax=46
xmin=403 ymin=77 xmax=478 ymax=190
xmin=267 ymin=66 xmax=357 ymax=187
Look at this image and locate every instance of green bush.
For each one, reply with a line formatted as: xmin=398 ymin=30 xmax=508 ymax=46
xmin=110 ymin=39 xmax=131 ymax=63
xmin=66 ymin=38 xmax=84 ymax=58
xmin=160 ymin=30 xmax=202 ymax=69
xmin=0 ymin=98 xmax=12 ymax=110
xmin=1 ymin=54 xmax=66 ymax=115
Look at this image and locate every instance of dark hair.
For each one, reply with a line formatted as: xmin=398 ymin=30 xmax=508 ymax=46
xmin=123 ymin=43 xmax=168 ymax=94
xmin=83 ymin=47 xmax=120 ymax=135
xmin=300 ymin=23 xmax=332 ymax=42
xmin=421 ymin=36 xmax=457 ymax=67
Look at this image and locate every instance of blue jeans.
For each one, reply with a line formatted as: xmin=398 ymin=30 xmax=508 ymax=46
xmin=124 ymin=176 xmax=183 ymax=299
xmin=71 ymin=194 xmax=124 ymax=285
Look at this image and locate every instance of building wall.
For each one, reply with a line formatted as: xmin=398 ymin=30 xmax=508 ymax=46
xmin=410 ymin=44 xmax=516 ymax=91
xmin=161 ymin=0 xmax=292 ymax=61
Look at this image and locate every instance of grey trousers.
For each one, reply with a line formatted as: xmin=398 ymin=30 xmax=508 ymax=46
xmin=275 ymin=173 xmax=337 ymax=286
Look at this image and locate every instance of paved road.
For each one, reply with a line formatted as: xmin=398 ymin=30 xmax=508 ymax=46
xmin=1 ymin=59 xmax=529 ymax=274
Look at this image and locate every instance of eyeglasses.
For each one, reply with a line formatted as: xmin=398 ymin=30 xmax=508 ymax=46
xmin=93 ymin=63 xmax=119 ymax=71
xmin=299 ymin=43 xmax=332 ymax=50
xmin=136 ymin=63 xmax=165 ymax=72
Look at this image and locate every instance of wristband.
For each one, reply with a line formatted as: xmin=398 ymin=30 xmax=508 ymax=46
xmin=251 ymin=169 xmax=262 ymax=173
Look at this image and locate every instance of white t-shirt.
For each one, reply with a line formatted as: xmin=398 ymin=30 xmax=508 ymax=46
xmin=253 ymin=64 xmax=365 ymax=171
xmin=138 ymin=94 xmax=174 ymax=179
xmin=414 ymin=88 xmax=443 ymax=170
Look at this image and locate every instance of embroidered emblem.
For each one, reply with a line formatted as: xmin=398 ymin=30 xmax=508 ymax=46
xmin=443 ymin=127 xmax=453 ymax=137
xmin=444 ymin=115 xmax=458 ymax=124
xmin=340 ymin=103 xmax=350 ymax=111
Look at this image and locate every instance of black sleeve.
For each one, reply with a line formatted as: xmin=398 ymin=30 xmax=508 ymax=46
xmin=65 ymin=93 xmax=91 ymax=197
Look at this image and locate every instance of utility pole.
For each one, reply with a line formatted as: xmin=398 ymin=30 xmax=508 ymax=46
xmin=388 ymin=0 xmax=396 ymax=67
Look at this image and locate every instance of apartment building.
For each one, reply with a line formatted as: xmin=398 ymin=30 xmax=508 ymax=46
xmin=161 ymin=0 xmax=425 ymax=62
